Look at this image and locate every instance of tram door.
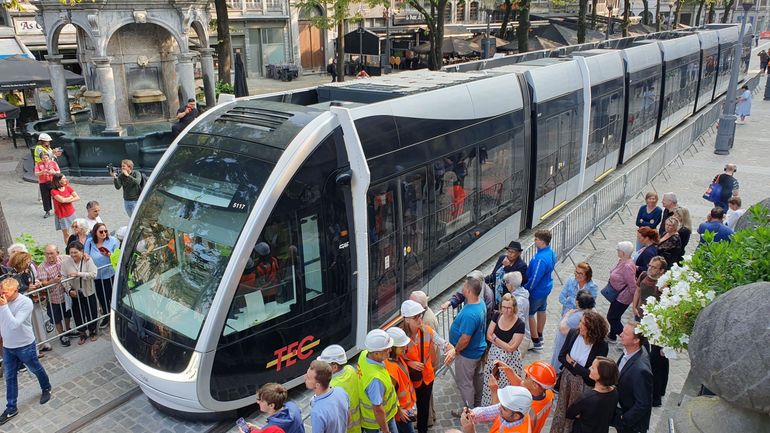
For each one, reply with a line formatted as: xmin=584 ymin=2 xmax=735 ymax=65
xmin=367 ymin=169 xmax=429 ymax=327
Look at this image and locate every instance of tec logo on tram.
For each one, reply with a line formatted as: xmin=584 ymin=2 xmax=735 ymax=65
xmin=267 ymin=335 xmax=320 ymax=372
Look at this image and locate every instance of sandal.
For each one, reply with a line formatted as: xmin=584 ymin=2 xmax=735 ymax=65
xmin=90 ymin=334 xmax=98 ymax=342
xmin=78 ymin=335 xmax=87 ymax=345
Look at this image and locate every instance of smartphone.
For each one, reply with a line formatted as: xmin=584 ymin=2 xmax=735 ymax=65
xmin=235 ymin=417 xmax=250 ymax=433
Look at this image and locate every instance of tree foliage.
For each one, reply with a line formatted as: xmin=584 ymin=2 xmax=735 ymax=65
xmin=406 ymin=0 xmax=449 ymax=70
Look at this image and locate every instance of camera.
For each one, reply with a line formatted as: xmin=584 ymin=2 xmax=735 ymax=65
xmin=107 ymin=163 xmax=115 ymax=175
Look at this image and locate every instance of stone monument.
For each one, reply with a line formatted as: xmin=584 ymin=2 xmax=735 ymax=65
xmin=675 ymin=282 xmax=770 ymax=432
xmin=35 ymin=0 xmax=215 ymax=134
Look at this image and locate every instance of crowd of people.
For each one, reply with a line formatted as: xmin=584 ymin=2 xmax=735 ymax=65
xmin=2 ymin=134 xmax=746 ymax=431
xmin=0 ymin=134 xmax=142 ymax=424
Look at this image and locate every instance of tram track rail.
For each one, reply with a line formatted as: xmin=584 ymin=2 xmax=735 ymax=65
xmin=52 ymin=385 xmax=254 ymax=433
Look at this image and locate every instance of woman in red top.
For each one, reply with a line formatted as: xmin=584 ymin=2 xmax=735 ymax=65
xmin=50 ymin=173 xmax=80 ymax=245
xmin=34 ymin=152 xmax=60 ymax=218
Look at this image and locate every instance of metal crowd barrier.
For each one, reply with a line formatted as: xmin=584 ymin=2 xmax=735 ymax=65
xmin=515 ymin=73 xmax=762 ymax=275
xmin=25 ymin=263 xmax=114 ymax=348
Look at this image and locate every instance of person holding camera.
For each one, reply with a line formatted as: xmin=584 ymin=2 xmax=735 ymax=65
xmin=111 ymin=159 xmax=143 ymax=217
xmin=171 ymin=98 xmax=199 ymax=139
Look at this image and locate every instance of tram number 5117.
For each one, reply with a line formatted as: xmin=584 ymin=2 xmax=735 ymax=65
xmin=266 ymin=335 xmax=320 ymax=372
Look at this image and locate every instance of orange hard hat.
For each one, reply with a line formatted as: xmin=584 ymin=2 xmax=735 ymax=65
xmin=525 ymin=361 xmax=557 ymax=389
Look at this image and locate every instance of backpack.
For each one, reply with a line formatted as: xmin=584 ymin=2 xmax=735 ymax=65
xmin=138 ymin=171 xmax=148 ymax=190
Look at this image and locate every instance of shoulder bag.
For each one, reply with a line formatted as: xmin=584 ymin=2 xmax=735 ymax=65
xmin=703 ymin=174 xmax=722 ymax=203
xmin=601 ymin=281 xmax=619 ymax=303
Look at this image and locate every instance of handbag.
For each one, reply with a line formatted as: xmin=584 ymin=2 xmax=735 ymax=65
xmin=408 ymin=328 xmax=424 ymax=382
xmin=601 ymin=281 xmax=619 ymax=303
xmin=702 ymin=175 xmax=722 ymax=203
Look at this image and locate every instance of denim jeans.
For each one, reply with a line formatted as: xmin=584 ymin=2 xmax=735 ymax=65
xmin=363 ymin=417 xmax=398 ymax=433
xmin=3 ymin=342 xmax=51 ymax=411
xmin=124 ymin=200 xmax=138 ymax=217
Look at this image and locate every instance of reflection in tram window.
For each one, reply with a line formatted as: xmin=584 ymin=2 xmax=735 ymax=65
xmin=587 ymin=85 xmax=624 ymax=169
xmin=434 ymin=150 xmax=477 ymax=240
xmin=368 ymin=183 xmax=398 ymax=326
xmin=118 ymin=146 xmax=270 ymax=351
xmin=659 ymin=54 xmax=699 ymax=135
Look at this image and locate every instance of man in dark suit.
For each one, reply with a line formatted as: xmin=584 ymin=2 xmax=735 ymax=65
xmin=612 ymin=322 xmax=653 ymax=433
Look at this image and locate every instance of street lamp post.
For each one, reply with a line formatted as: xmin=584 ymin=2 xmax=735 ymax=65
xmin=606 ymin=4 xmax=613 ymax=40
xmin=483 ymin=12 xmax=492 ymax=59
xmin=715 ymin=0 xmax=754 ymax=155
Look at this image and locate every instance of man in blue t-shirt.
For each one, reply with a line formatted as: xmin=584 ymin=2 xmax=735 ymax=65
xmin=448 ymin=274 xmax=487 ymax=413
xmin=697 ymin=207 xmax=734 ymax=245
xmin=522 ymin=229 xmax=557 ymax=353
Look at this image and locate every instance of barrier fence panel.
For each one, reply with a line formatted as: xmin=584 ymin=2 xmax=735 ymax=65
xmin=25 ymin=263 xmax=113 ymax=348
xmin=647 ymin=144 xmax=668 ymax=183
xmin=561 ymin=196 xmax=597 ymax=261
xmin=593 ymin=176 xmax=626 ymax=227
xmin=623 ymin=160 xmax=650 ymax=203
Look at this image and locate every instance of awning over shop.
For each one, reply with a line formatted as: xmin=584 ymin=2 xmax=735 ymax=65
xmin=0 ymin=99 xmax=21 ymax=120
xmin=0 ymin=35 xmax=35 ymax=60
xmin=344 ymin=29 xmax=381 ymax=56
xmin=0 ymin=54 xmax=84 ymax=91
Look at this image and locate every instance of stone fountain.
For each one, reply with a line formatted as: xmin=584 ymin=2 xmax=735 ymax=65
xmin=27 ymin=0 xmax=215 ymax=177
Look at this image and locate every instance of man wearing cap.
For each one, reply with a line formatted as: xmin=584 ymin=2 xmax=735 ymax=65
xmin=459 ymin=386 xmax=533 ymax=433
xmin=485 ymin=241 xmax=528 ymax=304
xmin=448 ymin=275 xmax=487 ymax=412
xmin=384 ymin=327 xmax=417 ymax=433
xmin=172 ymin=98 xmax=199 ymax=138
xmin=358 ymin=329 xmax=399 ymax=433
xmin=33 ymin=133 xmax=62 ymax=164
xmin=319 ymin=345 xmax=362 ymax=433
xmin=492 ymin=360 xmax=557 ymax=433
xmin=306 ymin=360 xmax=349 ymax=433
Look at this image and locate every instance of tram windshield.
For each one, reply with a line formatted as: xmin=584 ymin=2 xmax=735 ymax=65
xmin=117 ymin=145 xmax=272 ymax=348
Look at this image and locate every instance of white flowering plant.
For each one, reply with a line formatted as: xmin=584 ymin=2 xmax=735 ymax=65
xmin=638 ymin=204 xmax=770 ymax=351
xmin=638 ymin=260 xmax=715 ymax=351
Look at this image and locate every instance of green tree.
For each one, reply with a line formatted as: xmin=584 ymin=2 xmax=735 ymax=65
xmin=213 ymin=0 xmax=233 ymax=86
xmin=406 ymin=0 xmax=450 ymax=70
xmin=641 ymin=0 xmax=650 ymax=24
xmin=623 ymin=0 xmax=631 ymax=36
xmin=577 ymin=0 xmax=588 ymax=43
xmin=590 ymin=0 xmax=598 ymax=28
xmin=517 ymin=0 xmax=531 ymax=52
xmin=721 ymin=0 xmax=736 ymax=23
xmin=296 ymin=0 xmax=361 ymax=82
xmin=498 ymin=0 xmax=515 ymax=39
xmin=655 ymin=0 xmax=662 ymax=31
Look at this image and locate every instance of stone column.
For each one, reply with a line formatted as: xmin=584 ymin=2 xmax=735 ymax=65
xmin=92 ymin=56 xmax=123 ymax=135
xmin=197 ymin=48 xmax=217 ymax=107
xmin=176 ymin=52 xmax=197 ymax=104
xmin=45 ymin=54 xmax=72 ymax=126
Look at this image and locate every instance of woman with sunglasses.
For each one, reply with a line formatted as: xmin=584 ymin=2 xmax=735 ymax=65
xmin=84 ymin=223 xmax=119 ymax=329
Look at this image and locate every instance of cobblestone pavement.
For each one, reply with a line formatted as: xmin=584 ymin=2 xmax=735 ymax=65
xmin=2 ymin=47 xmax=769 ymax=433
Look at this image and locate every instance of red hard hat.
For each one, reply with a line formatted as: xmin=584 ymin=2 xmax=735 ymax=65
xmin=525 ymin=361 xmax=557 ymax=389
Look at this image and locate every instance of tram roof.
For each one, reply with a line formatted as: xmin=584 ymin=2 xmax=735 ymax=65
xmin=315 ymin=69 xmax=492 ymax=104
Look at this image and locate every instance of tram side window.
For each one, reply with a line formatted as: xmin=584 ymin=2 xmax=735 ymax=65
xmin=587 ymin=89 xmax=623 ymax=167
xmin=479 ymin=132 xmax=515 ymax=218
xmin=433 ymin=148 xmax=478 ymax=241
xmin=628 ymin=75 xmax=659 ymax=138
xmin=536 ymin=115 xmax=560 ymax=198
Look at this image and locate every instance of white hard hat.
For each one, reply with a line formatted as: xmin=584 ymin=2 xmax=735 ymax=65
xmin=317 ymin=344 xmax=347 ymax=364
xmin=386 ymin=327 xmax=411 ymax=347
xmin=401 ymin=300 xmax=425 ymax=318
xmin=365 ymin=329 xmax=393 ymax=352
xmin=497 ymin=386 xmax=532 ymax=414
xmin=38 ymin=133 xmax=52 ymax=142
xmin=115 ymin=226 xmax=128 ymax=241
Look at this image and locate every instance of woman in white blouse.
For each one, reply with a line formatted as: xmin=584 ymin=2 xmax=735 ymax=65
xmin=549 ymin=310 xmax=609 ymax=433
